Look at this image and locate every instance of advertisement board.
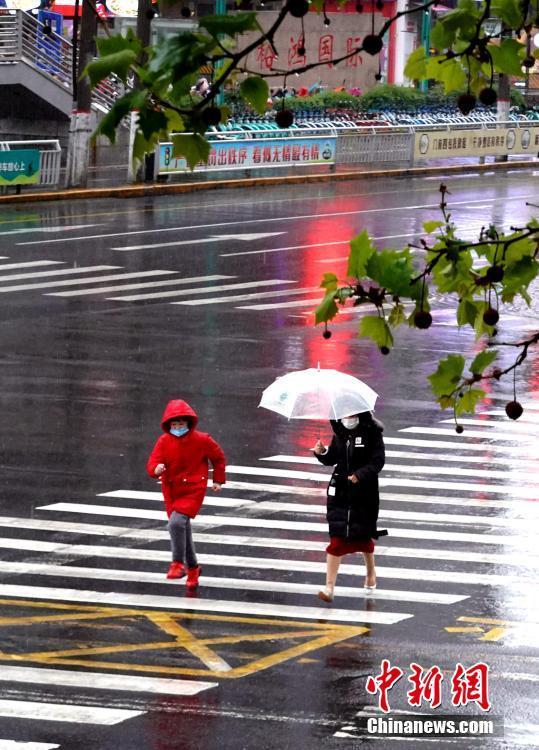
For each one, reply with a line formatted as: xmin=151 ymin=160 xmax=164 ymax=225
xmin=0 ymin=149 xmax=40 ymax=185
xmin=159 ymin=135 xmax=337 ymax=174
xmin=414 ymin=126 xmax=539 ymax=160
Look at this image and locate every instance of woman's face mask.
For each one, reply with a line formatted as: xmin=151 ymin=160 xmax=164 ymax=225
xmin=341 ymin=415 xmax=360 ymax=430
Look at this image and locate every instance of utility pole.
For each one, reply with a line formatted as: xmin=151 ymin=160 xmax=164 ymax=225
xmin=65 ymin=0 xmax=97 ymax=187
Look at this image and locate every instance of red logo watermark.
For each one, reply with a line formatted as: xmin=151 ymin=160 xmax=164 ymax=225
xmin=366 ymin=661 xmax=491 ymax=713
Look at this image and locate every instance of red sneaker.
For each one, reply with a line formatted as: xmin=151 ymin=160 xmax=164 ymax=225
xmin=166 ymin=562 xmax=185 ymax=579
xmin=186 ymin=566 xmax=201 ymax=589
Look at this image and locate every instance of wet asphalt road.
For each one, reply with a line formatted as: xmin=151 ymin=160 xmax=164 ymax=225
xmin=0 ymin=169 xmax=537 ymax=750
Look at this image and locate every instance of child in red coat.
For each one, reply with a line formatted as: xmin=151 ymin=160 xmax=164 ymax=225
xmin=146 ymin=399 xmax=226 ymax=588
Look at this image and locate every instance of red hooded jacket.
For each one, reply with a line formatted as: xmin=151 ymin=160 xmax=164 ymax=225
xmin=146 ymin=400 xmax=226 ymax=519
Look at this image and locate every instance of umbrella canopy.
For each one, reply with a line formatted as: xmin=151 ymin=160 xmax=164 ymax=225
xmin=259 ymin=368 xmax=378 ymax=420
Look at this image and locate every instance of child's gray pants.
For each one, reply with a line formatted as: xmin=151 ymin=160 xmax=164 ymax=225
xmin=168 ymin=511 xmax=197 ymax=568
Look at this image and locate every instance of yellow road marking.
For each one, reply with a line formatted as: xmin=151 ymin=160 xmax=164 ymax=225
xmin=0 ymin=598 xmax=368 ymax=679
xmin=148 ymin=613 xmax=232 ymax=672
xmin=443 ymin=615 xmax=538 ymax=643
xmin=445 ymin=627 xmax=484 ymax=634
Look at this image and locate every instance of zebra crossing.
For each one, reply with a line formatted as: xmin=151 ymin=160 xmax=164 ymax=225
xmin=0 ymin=256 xmax=409 ymax=315
xmin=0 ymin=408 xmax=536 ymax=743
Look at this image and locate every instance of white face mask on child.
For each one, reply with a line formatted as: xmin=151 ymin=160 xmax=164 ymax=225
xmin=170 ymin=427 xmax=189 ymax=437
xmin=341 ymin=416 xmax=360 ymax=430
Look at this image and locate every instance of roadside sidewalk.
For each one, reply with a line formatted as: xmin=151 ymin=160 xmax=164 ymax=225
xmin=0 ymin=156 xmax=537 ymax=205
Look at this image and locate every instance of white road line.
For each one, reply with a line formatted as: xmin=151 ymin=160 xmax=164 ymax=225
xmin=1 ymin=223 xmax=105 ymax=236
xmin=0 ymin=666 xmax=217 ymax=696
xmin=481 ymin=410 xmax=539 ymax=422
xmin=330 ymin=460 xmax=535 ymax=483
xmin=17 ymin=194 xmax=535 ymax=245
xmin=108 ymin=279 xmax=296 ymax=302
xmin=221 ymin=240 xmax=349 ymax=257
xmin=384 ymin=436 xmax=536 ymax=454
xmin=253 ymin=500 xmax=533 ymax=527
xmin=380 ymin=477 xmax=537 ymax=498
xmin=47 ymin=274 xmax=233 ymax=297
xmin=98 ymin=490 xmax=253 ymax=506
xmin=0 ymin=261 xmax=63 ymax=271
xmin=35 ymin=504 xmax=527 ymax=544
xmin=0 ymin=265 xmax=119 ymax=284
xmin=0 ymin=270 xmax=176 ymax=294
xmin=173 ymin=287 xmax=320 ymax=306
xmin=400 ymin=426 xmax=535 ymax=442
xmin=0 ymin=741 xmax=59 ymax=749
xmin=224 ymin=464 xmax=537 ymax=497
xmin=237 ymin=298 xmax=324 ymax=311
xmin=0 ymin=561 xmax=468 ymax=604
xmin=220 ymin=233 xmax=419 ymax=258
xmin=2 ymin=511 xmax=524 ymax=547
xmin=262 ymin=451 xmax=536 ymax=469
xmin=440 ymin=417 xmax=539 ymax=434
xmin=114 ymin=231 xmax=286 ymax=252
xmin=3 ymin=535 xmax=533 ymax=584
xmin=0 ymin=584 xmax=412 ymax=624
xmin=98 ymin=486 xmax=533 ymax=511
xmin=0 ymin=699 xmax=143 ymax=725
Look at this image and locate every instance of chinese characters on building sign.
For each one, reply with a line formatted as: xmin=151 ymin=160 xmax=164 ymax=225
xmin=159 ymin=137 xmax=336 ymax=174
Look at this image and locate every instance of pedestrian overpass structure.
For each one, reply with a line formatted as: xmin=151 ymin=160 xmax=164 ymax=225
xmin=0 ymin=9 xmax=123 ymax=120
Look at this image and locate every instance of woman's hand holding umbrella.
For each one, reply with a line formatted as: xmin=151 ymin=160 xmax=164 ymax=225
xmin=313 ymin=439 xmax=326 ymax=455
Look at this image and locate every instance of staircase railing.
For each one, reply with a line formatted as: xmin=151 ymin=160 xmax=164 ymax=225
xmin=0 ymin=10 xmax=128 ymax=114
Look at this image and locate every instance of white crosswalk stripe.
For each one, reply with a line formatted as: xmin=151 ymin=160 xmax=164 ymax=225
xmin=0 ymin=666 xmax=216 ymax=697
xmin=1 ymin=412 xmax=535 ymax=725
xmin=0 ymin=741 xmax=60 ymax=749
xmin=46 ymin=274 xmax=233 ymax=298
xmin=107 ymin=278 xmax=297 ymax=302
xmin=0 ymin=700 xmax=142 ymax=725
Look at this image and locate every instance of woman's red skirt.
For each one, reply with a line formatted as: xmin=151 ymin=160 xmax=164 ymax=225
xmin=326 ymin=537 xmax=375 ymax=556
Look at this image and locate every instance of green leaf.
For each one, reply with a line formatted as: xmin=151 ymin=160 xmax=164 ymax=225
xmin=388 ymin=303 xmax=406 ymax=327
xmin=149 ymin=33 xmax=216 ymax=80
xmin=427 ymin=56 xmax=467 ymax=92
xmin=93 ymin=90 xmax=146 ymax=143
xmin=456 ymin=298 xmax=479 ymax=327
xmin=199 ymin=12 xmax=260 ymax=38
xmin=132 ymin=128 xmax=161 ymax=169
xmin=137 ymin=107 xmax=169 ymax=141
xmin=96 ymin=29 xmax=141 ymax=58
xmin=359 ymin=316 xmax=394 ymax=348
xmin=491 ymin=0 xmax=525 ymax=28
xmin=171 ymin=133 xmax=211 ymax=170
xmin=431 ymin=20 xmax=455 ymax=51
xmin=428 ymin=354 xmax=465 ymax=397
xmin=315 ymin=290 xmax=339 ymax=325
xmin=456 ymin=388 xmax=486 ymax=415
xmin=366 ymin=249 xmax=419 ymax=299
xmin=423 ymin=220 xmax=444 ymax=234
xmin=404 ymin=46 xmax=428 ymax=80
xmin=165 ymin=109 xmax=185 ymax=133
xmin=489 ymin=39 xmax=527 ymax=77
xmin=470 ymin=350 xmax=498 ymax=375
xmin=439 ymin=395 xmax=456 ymax=410
xmin=239 ymin=76 xmax=269 ymax=116
xmin=84 ymin=50 xmax=137 ymax=86
xmin=347 ymin=230 xmax=376 ymax=279
xmin=320 ymin=272 xmax=339 ymax=292
xmin=501 ymin=256 xmax=538 ymax=301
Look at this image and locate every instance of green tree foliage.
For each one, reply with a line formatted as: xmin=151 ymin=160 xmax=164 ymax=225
xmin=315 ymin=185 xmax=539 ymax=429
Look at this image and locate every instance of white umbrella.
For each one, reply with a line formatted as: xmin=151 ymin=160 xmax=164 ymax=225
xmin=259 ymin=367 xmax=378 ymax=420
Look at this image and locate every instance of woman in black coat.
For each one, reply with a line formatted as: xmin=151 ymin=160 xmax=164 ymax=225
xmin=313 ymin=411 xmax=386 ymax=602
